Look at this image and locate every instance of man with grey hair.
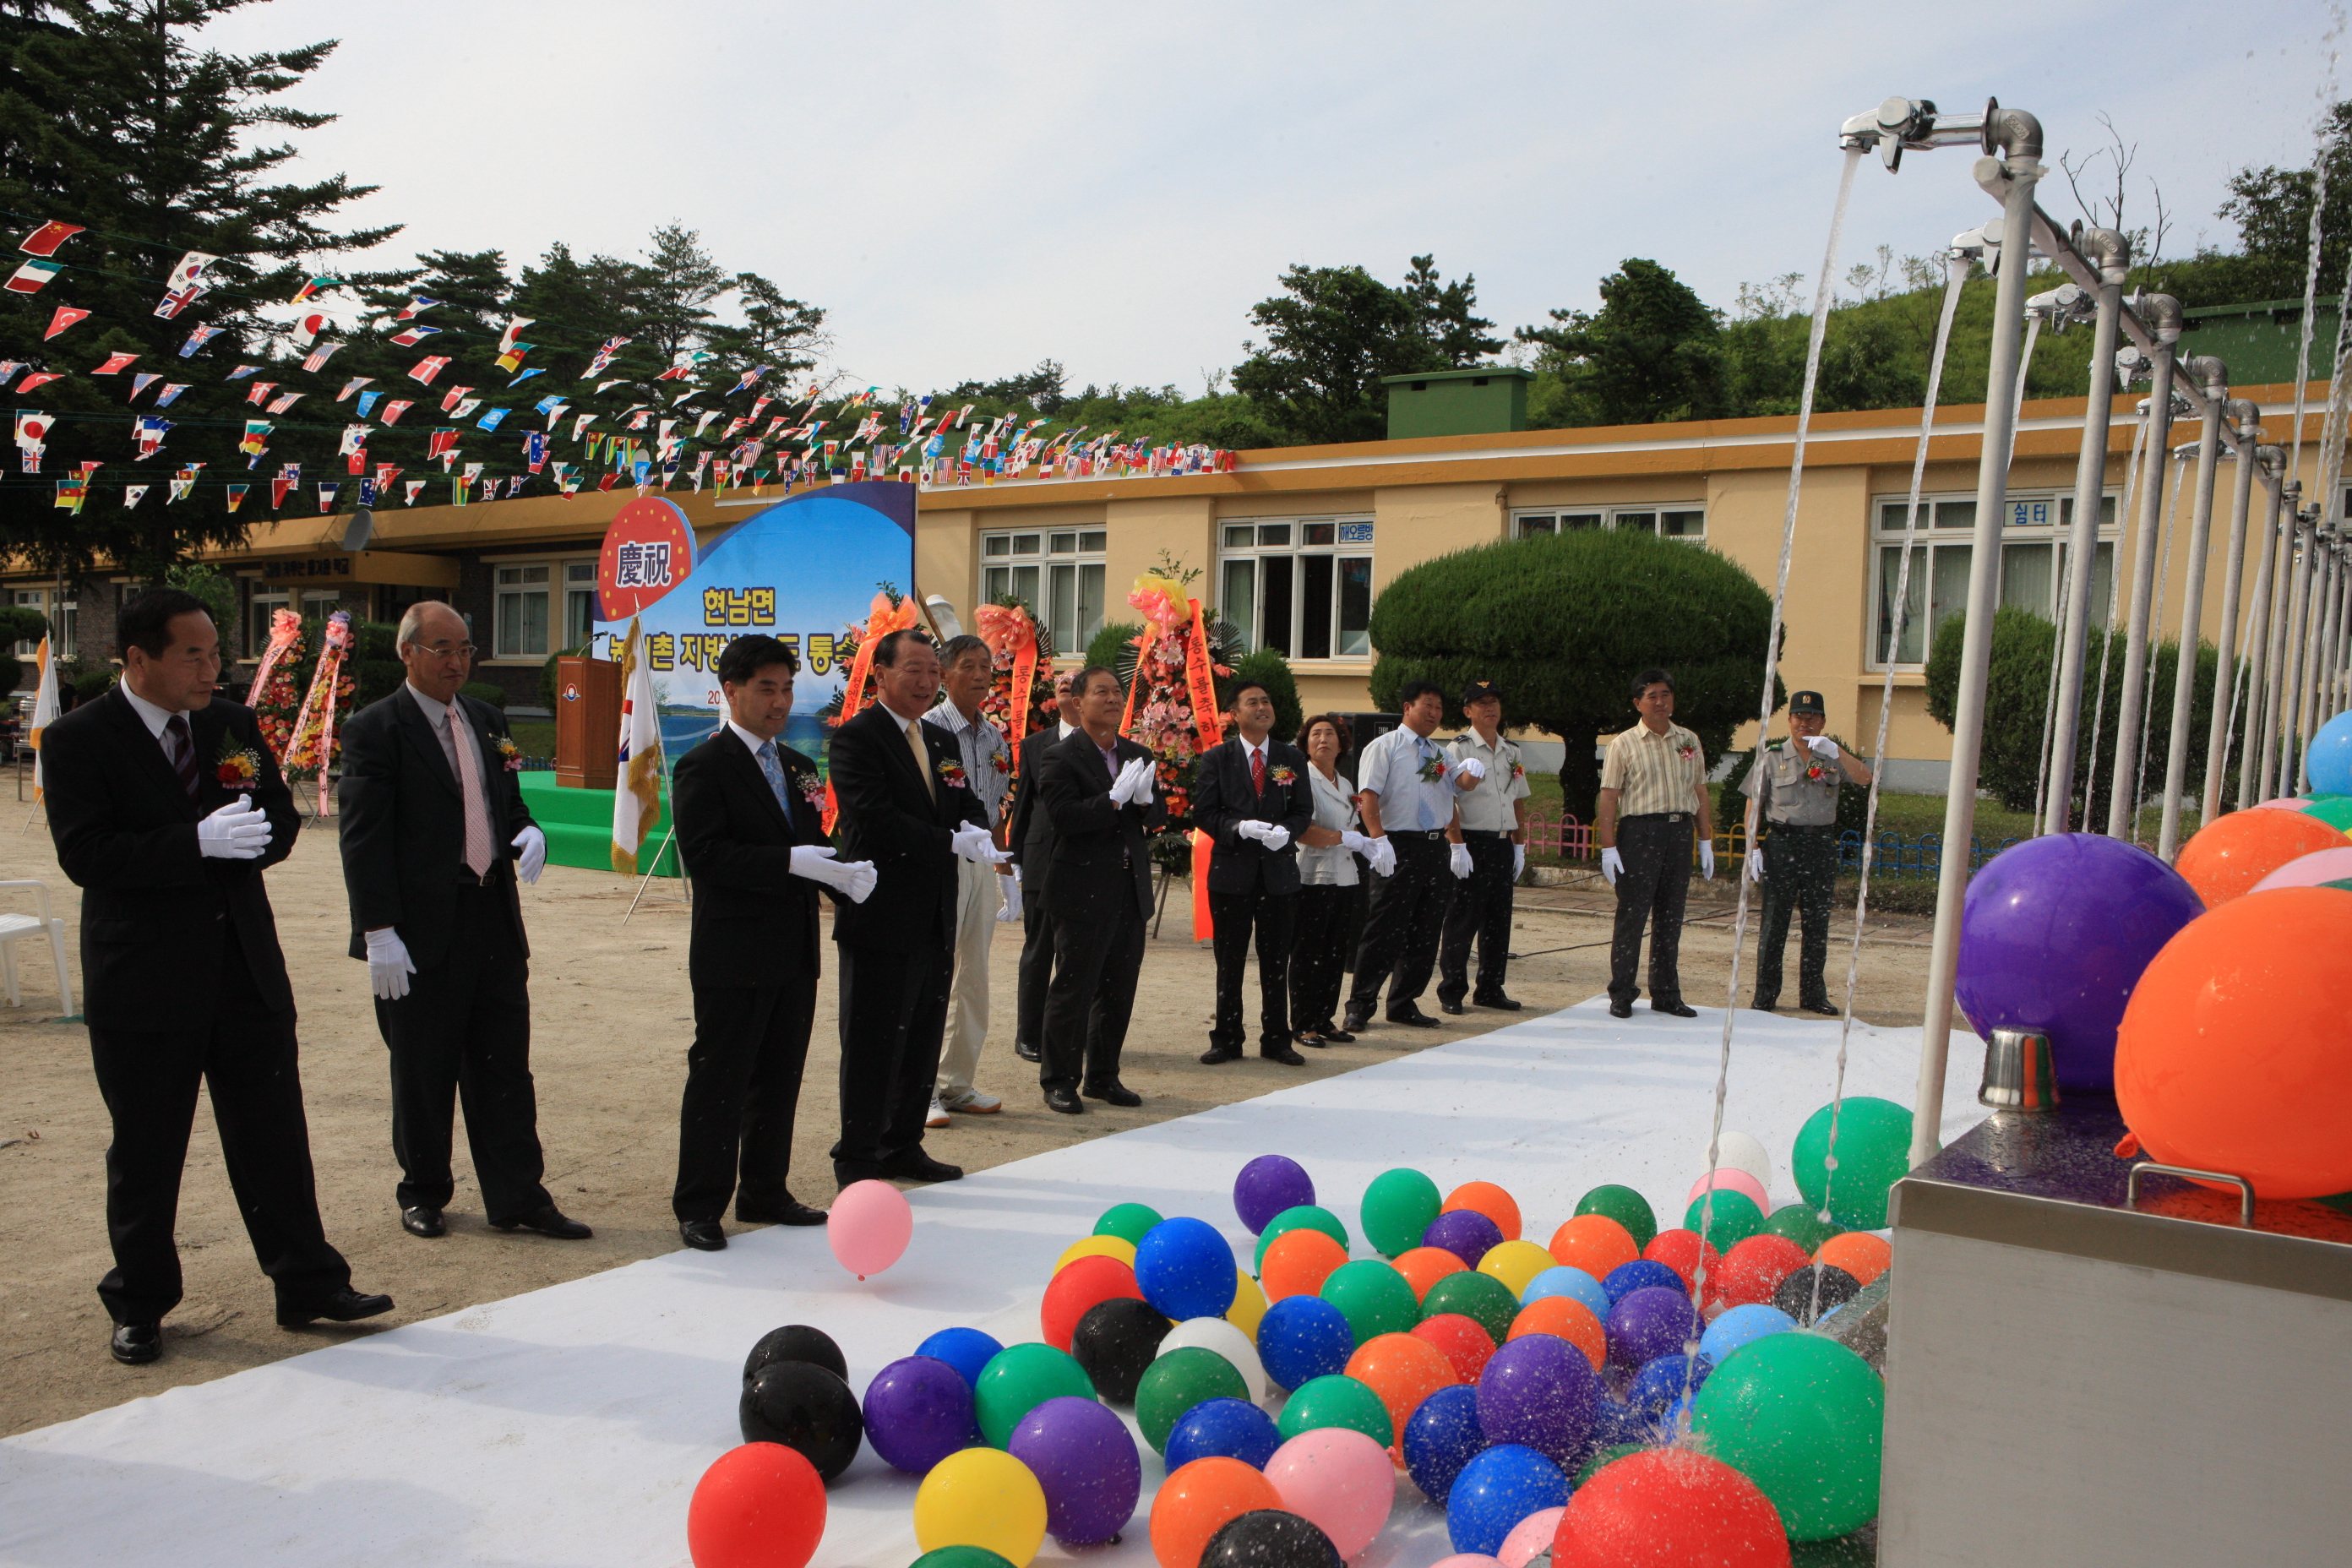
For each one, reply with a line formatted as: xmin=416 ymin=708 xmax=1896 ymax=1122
xmin=923 ymin=634 xmax=1014 ymax=1125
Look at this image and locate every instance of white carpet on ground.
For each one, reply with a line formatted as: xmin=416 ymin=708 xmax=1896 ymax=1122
xmin=2 ymin=999 xmax=1985 ymax=1568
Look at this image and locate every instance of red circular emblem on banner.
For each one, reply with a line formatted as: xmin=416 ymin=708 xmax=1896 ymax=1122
xmin=597 ymin=496 xmax=696 ymax=618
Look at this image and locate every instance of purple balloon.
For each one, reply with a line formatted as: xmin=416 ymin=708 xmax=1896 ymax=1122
xmin=1954 ymin=833 xmax=2205 ymax=1092
xmin=862 ymin=1355 xmax=976 ymax=1474
xmin=1605 ymin=1286 xmax=1697 ymax=1371
xmin=1423 ymin=1208 xmax=1505 ymax=1269
xmin=1473 ymin=1331 xmax=1598 ymax=1465
xmin=1234 ymin=1155 xmax=1317 ymax=1235
xmin=1007 ymin=1394 xmax=1142 ymax=1545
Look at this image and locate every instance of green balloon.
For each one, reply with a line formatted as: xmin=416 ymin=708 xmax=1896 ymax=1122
xmin=1135 ymin=1346 xmax=1248 ymax=1453
xmin=972 ymin=1342 xmax=1097 ymax=1448
xmin=1575 ymin=1184 xmax=1658 ymax=1250
xmin=2305 ymin=796 xmax=2352 ymax=831
xmin=2322 ymin=877 xmax=2352 ymax=895
xmin=1093 ymin=1202 xmax=1164 ymax=1245
xmin=1791 ymin=1097 xmax=1913 ymax=1230
xmin=1319 ymin=1259 xmax=1418 ymax=1345
xmin=1762 ymin=1204 xmax=1842 ymax=1252
xmin=1691 ymin=1332 xmax=1884 ymax=1541
xmin=1684 ymin=1189 xmax=1765 ymax=1250
xmin=912 ymin=1550 xmax=1018 ymax=1568
xmin=1275 ymin=1373 xmax=1393 ymax=1446
xmin=1574 ymin=1444 xmax=1647 ymax=1489
xmin=1418 ymin=1268 xmax=1519 ymax=1343
xmin=1359 ymin=1168 xmax=1442 ymax=1259
xmin=1253 ymin=1205 xmax=1351 ymax=1273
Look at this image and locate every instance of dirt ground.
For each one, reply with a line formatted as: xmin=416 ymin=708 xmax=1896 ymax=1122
xmin=0 ymin=803 xmax=1936 ymax=1438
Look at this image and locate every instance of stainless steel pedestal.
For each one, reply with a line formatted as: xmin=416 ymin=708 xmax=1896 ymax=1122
xmin=1880 ymin=1098 xmax=2352 ymax=1567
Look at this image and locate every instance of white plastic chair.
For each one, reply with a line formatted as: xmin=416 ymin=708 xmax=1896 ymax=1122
xmin=0 ymin=879 xmax=75 ymax=1017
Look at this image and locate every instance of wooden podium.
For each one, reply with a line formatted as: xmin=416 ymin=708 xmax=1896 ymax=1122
xmin=553 ymin=655 xmax=622 ymax=789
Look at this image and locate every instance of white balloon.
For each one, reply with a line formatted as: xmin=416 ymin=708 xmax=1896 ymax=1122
xmin=1156 ymin=1315 xmax=1267 ymax=1405
xmin=1704 ymin=1130 xmax=1775 ymax=1202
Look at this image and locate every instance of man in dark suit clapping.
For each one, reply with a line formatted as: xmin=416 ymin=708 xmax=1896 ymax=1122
xmin=337 ymin=601 xmax=589 ymax=1244
xmin=43 ymin=588 xmax=389 ymax=1365
xmin=826 ymin=629 xmax=1003 ymax=1186
xmin=670 ymin=634 xmax=877 ymax=1250
xmin=1005 ymin=667 xmax=1080 ymax=1064
xmin=1192 ymin=679 xmax=1315 ymax=1067
xmin=1036 ymin=665 xmax=1167 ymax=1115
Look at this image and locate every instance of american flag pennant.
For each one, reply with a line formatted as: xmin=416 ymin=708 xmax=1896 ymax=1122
xmin=44 ymin=306 xmax=90 ymax=339
xmin=90 ymin=352 xmax=138 ymax=375
xmin=265 ymin=392 xmax=303 ymax=415
xmin=395 ymin=296 xmax=438 ymax=321
xmin=246 ymin=381 xmax=277 ymax=405
xmin=19 ymin=372 xmax=63 ymax=394
xmin=6 ymin=258 xmax=63 ymax=292
xmin=337 ymin=378 xmax=372 ymax=401
xmin=302 ymin=341 xmax=342 ymax=372
xmin=438 ymin=385 xmax=475 ymax=412
xmin=403 ymin=480 xmax=425 ymax=504
xmin=178 ymin=325 xmax=224 ymax=358
xmin=379 ymin=399 xmax=412 ymax=424
xmin=388 ymin=324 xmax=439 ymax=347
xmin=408 ymin=356 xmax=451 ymax=384
xmin=19 ymin=220 xmax=82 ymax=256
xmin=290 ymin=311 xmax=328 ymax=348
xmin=317 ymin=482 xmax=339 ymax=513
xmin=129 ymin=373 xmax=160 ymax=400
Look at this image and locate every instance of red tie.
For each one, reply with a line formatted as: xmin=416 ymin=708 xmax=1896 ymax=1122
xmin=1250 ymin=747 xmax=1265 ymax=795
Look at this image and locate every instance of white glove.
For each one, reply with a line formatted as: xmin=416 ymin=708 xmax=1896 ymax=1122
xmin=950 ymin=822 xmax=1011 ymax=864
xmin=1746 ymin=847 xmax=1765 ymax=882
xmin=196 ymin=798 xmax=271 ymax=860
xmin=1449 ymin=841 xmax=1473 ymax=879
xmin=1600 ymin=847 xmax=1623 ymax=885
xmin=1107 ymin=755 xmax=1152 ymax=806
xmin=512 ymin=825 xmax=547 ymax=884
xmin=791 ymin=843 xmax=877 ymax=901
xmin=1456 ymin=757 xmax=1485 ymax=790
xmin=1810 ymin=738 xmax=1842 ymax=762
xmin=1238 ymin=820 xmax=1291 ymax=851
xmin=996 ymin=868 xmax=1021 ymax=922
xmin=1701 ymin=841 xmax=1717 ymax=880
xmin=1365 ymin=836 xmax=1396 ymax=879
xmin=1236 ymin=819 xmax=1268 ymax=843
xmin=1513 ymin=843 xmax=1526 ymax=879
xmin=1340 ymin=830 xmax=1370 ymax=855
xmin=364 ymin=927 xmax=415 ymax=1001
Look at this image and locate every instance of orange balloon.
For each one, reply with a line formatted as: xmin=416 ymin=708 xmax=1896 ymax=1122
xmin=1150 ymin=1456 xmax=1282 ymax=1568
xmin=1394 ymin=1245 xmax=1469 ymax=1303
xmin=1508 ymin=1297 xmax=1606 ymax=1372
xmin=1346 ymin=1331 xmax=1459 ymax=1438
xmin=1040 ymin=1254 xmax=1142 ymax=1351
xmin=2115 ymin=885 xmax=2352 ymax=1198
xmin=1548 ymin=1214 xmax=1637 ymax=1281
xmin=1410 ymin=1312 xmax=1498 ymax=1384
xmin=1813 ymin=1232 xmax=1891 ymax=1288
xmin=2173 ymin=808 xmax=2348 ymax=907
xmin=1260 ymin=1228 xmax=1350 ymax=1302
xmin=1443 ymin=1180 xmax=1522 ymax=1241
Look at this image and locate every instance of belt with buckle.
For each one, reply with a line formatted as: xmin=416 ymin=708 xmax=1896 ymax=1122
xmin=454 ymin=866 xmax=500 ymax=886
xmin=1460 ymin=828 xmax=1506 ymax=840
xmin=1772 ymin=822 xmax=1833 ymax=836
xmin=1402 ymin=829 xmax=1448 ymax=841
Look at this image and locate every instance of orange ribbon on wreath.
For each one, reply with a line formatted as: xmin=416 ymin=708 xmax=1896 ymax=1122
xmin=246 ymin=608 xmax=302 ymax=761
xmin=285 ymin=611 xmax=354 ymax=816
xmin=974 ymin=602 xmax=1040 ymax=770
xmin=822 ymin=591 xmax=919 ymax=834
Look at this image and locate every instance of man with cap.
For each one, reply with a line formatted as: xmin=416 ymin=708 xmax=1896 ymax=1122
xmin=1741 ymin=690 xmax=1871 ymax=1015
xmin=1437 ymin=681 xmax=1530 ymax=1015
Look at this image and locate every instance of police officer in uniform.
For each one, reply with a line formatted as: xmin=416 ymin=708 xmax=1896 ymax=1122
xmin=1740 ymin=690 xmax=1871 ymax=1015
xmin=1437 ymin=681 xmax=1530 ymax=1014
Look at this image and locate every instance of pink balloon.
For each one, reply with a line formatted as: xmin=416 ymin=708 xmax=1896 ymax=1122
xmin=826 ymin=1179 xmax=912 ymax=1279
xmin=1263 ymin=1427 xmax=1394 ymax=1560
xmin=1684 ymin=1167 xmax=1768 ymax=1211
xmin=1498 ymin=1506 xmax=1567 ymax=1568
xmin=2255 ymin=797 xmax=2315 ymax=811
xmin=2250 ymin=845 xmax=2352 ymax=893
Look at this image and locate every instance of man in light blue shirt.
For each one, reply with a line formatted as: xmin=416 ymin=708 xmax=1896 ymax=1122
xmin=1344 ymin=679 xmax=1471 ymax=1032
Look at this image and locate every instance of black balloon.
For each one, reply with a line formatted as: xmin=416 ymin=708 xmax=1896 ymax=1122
xmin=1201 ymin=1510 xmax=1342 ymax=1568
xmin=1772 ymin=1263 xmax=1863 ymax=1326
xmin=739 ymin=1361 xmax=864 ymax=1480
xmin=1070 ymin=1297 xmax=1173 ymax=1405
xmin=743 ymin=1323 xmax=849 ymax=1388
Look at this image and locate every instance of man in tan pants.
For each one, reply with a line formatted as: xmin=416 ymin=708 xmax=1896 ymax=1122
xmin=924 ymin=635 xmax=1014 ymax=1124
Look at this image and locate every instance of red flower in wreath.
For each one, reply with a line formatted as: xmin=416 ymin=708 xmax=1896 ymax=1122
xmin=1677 ymin=743 xmax=1698 ymax=763
xmin=990 ymin=752 xmax=1011 ymax=775
xmin=1269 ymin=764 xmax=1297 ymax=787
xmin=935 ymin=758 xmax=970 ymax=790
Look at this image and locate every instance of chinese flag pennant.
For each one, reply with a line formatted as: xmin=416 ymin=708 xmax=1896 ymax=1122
xmin=19 ymin=220 xmax=83 ymax=256
xmin=408 ymin=357 xmax=451 ymax=384
xmin=379 ymin=399 xmax=412 ymax=424
xmin=225 ymin=483 xmax=248 ymax=511
xmin=19 ymin=372 xmax=63 ymax=393
xmin=6 ymin=259 xmax=63 ymax=292
xmin=90 ymin=352 xmax=139 ymax=375
xmin=43 ymin=306 xmax=90 ymax=340
xmin=270 ymin=475 xmax=295 ymax=509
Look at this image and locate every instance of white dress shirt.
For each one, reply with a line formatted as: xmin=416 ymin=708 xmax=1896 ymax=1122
xmin=1356 ymin=724 xmax=1456 ymax=833
xmin=406 ymin=681 xmax=490 ymax=781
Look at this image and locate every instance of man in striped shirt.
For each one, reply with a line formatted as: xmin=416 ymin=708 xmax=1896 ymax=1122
xmin=1595 ymin=667 xmax=1715 ymax=1019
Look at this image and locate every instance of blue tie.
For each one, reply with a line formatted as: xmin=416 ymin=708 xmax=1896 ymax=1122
xmin=1412 ymin=738 xmax=1435 ymax=830
xmin=758 ymin=739 xmax=795 ymax=830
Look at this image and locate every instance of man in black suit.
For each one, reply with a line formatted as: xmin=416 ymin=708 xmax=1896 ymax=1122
xmin=1036 ymin=665 xmax=1167 ymax=1114
xmin=1006 ymin=667 xmax=1080 ymax=1064
xmin=826 ymin=629 xmax=1003 ymax=1185
xmin=1192 ymin=679 xmax=1315 ymax=1067
xmin=43 ymin=588 xmax=389 ymax=1365
xmin=671 ymin=635 xmax=878 ymax=1250
xmin=338 ymin=601 xmax=590 ymax=1243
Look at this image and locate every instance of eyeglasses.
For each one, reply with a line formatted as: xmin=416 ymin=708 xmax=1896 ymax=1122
xmin=410 ymin=641 xmax=476 ymax=659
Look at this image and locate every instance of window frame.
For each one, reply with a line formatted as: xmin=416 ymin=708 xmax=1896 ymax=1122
xmin=1866 ymin=490 xmax=2120 ymax=671
xmin=484 ymin=553 xmax=599 ymax=663
xmin=12 ymin=587 xmax=74 ymax=660
xmin=1512 ymin=505 xmax=1707 ymax=541
xmin=978 ymin=527 xmax=1107 ymax=656
xmin=1216 ymin=514 xmax=1375 ymax=662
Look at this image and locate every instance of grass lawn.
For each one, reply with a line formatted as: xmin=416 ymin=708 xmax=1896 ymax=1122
xmin=509 ymin=718 xmax=555 ymax=760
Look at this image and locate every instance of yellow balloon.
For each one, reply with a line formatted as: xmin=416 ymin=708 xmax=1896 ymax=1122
xmin=1055 ymin=1234 xmax=1138 ymax=1275
xmin=1478 ymin=1239 xmax=1557 ymax=1298
xmin=1225 ymin=1268 xmax=1267 ymax=1337
xmin=913 ymin=1447 xmax=1049 ymax=1567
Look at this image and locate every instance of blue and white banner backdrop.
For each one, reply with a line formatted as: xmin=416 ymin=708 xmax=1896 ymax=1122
xmin=592 ymin=481 xmax=916 ymax=770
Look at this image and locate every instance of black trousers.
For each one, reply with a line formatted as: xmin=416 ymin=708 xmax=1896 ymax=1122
xmin=1209 ymin=889 xmax=1297 ymax=1052
xmin=1289 ymin=881 xmax=1363 ymax=1034
xmin=1347 ymin=836 xmax=1455 ymax=1018
xmin=1015 ymin=888 xmax=1054 ymax=1050
xmin=88 ymin=928 xmax=349 ymax=1325
xmin=376 ymin=882 xmax=550 ymax=1221
xmin=1756 ymin=828 xmax=1838 ymax=1006
xmin=1042 ymin=900 xmax=1143 ymax=1092
xmin=1438 ymin=836 xmax=1517 ymax=1004
xmin=673 ymin=971 xmax=818 ymax=1222
xmin=831 ymin=941 xmax=952 ymax=1178
xmin=1609 ymin=814 xmax=1692 ymax=1007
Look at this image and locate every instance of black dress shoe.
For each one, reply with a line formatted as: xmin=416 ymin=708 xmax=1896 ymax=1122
xmin=1609 ymin=999 xmax=1634 ymax=1019
xmin=400 ymin=1205 xmax=445 ymax=1239
xmin=1321 ymin=1028 xmax=1356 ymax=1044
xmin=1294 ymin=1032 xmax=1328 ymax=1048
xmin=680 ymin=1218 xmax=727 ymax=1251
xmin=491 ymin=1205 xmax=593 ymax=1239
xmin=1751 ymin=996 xmax=1778 ymax=1011
xmin=1473 ymin=994 xmax=1523 ymax=1011
xmin=1085 ymin=1081 xmax=1142 ymax=1107
xmin=1260 ymin=1045 xmax=1307 ymax=1065
xmin=738 ymin=1200 xmax=828 ymax=1227
xmin=1015 ymin=1040 xmax=1042 ymax=1063
xmin=1387 ymin=1007 xmax=1441 ymax=1028
xmin=1652 ymin=1000 xmax=1698 ymax=1018
xmin=1439 ymin=999 xmax=1467 ymax=1015
xmin=1342 ymin=1008 xmax=1375 ymax=1033
xmin=1801 ymin=1000 xmax=1842 ymax=1016
xmin=1046 ymin=1087 xmax=1086 ymax=1114
xmin=1198 ymin=1045 xmax=1244 ymax=1064
xmin=276 ymin=1288 xmax=395 ymax=1327
xmin=110 ymin=1321 xmax=161 ymax=1365
xmin=880 ymin=1152 xmax=963 ymax=1182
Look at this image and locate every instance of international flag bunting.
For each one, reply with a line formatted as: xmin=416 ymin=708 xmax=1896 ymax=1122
xmin=179 ymin=324 xmax=223 ymax=357
xmin=169 ymin=466 xmax=202 ymax=503
xmin=291 ymin=276 xmax=338 ymax=303
xmin=291 ymin=312 xmax=328 ymax=348
xmin=451 ymin=399 xmax=482 ymax=421
xmin=19 ymin=372 xmax=61 ymax=394
xmin=438 ymin=386 xmax=475 ymax=412
xmin=357 ymin=478 xmax=375 ymax=505
xmin=337 ymin=378 xmax=372 ymax=400
xmin=247 ymin=381 xmax=277 ymax=405
xmin=582 ymin=337 xmax=630 ymax=378
xmin=317 ymin=482 xmax=339 ymax=513
xmin=0 ymin=362 xmax=18 ymax=389
xmin=476 ymin=406 xmax=508 ymax=432
xmin=131 ymin=415 xmax=169 ymax=457
xmin=44 ymin=306 xmax=89 ymax=339
xmin=426 ymin=427 xmax=460 ymax=460
xmin=408 ymin=357 xmax=450 ymax=384
xmin=124 ymin=484 xmax=148 ymax=508
xmin=240 ymin=419 xmax=271 ymax=455
xmin=270 ymin=475 xmax=295 ymax=509
xmin=395 ymin=296 xmax=438 ymax=321
xmin=226 ymin=483 xmax=248 ymax=511
xmin=18 ymin=220 xmax=83 ymax=256
xmin=338 ymin=423 xmax=368 ymax=456
xmin=595 ymin=378 xmax=625 ymax=394
xmin=452 ymin=477 xmax=470 ymax=506
xmin=525 ymin=430 xmax=547 ymax=471
xmin=302 ymin=341 xmax=341 ymax=372
xmin=226 ymin=364 xmax=259 ymax=379
xmin=498 ymin=317 xmax=534 ymax=354
xmin=54 ymin=479 xmax=85 ymax=512
xmin=495 ymin=345 xmax=531 ymax=373
xmin=403 ymin=480 xmax=425 ymax=504
xmin=91 ymin=352 xmax=138 ymax=375
xmin=128 ymin=372 xmax=159 ymax=399
xmin=388 ymin=325 xmax=439 ymax=347
xmin=357 ymin=389 xmax=383 ymax=417
xmin=507 ymin=368 xmax=544 ymax=387
xmin=6 ymin=259 xmax=63 ymax=292
xmin=152 ymin=286 xmax=204 ymax=320
xmin=265 ymin=392 xmax=303 ymax=415
xmin=379 ymin=399 xmax=412 ymax=424
xmin=14 ymin=411 xmax=50 ymax=457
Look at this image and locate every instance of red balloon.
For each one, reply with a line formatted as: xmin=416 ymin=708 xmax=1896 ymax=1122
xmin=1043 ymin=1255 xmax=1144 ymax=1351
xmin=1411 ymin=1311 xmax=1499 ymax=1384
xmin=1552 ymin=1449 xmax=1789 ymax=1568
xmin=1641 ymin=1229 xmax=1721 ymax=1298
xmin=1712 ymin=1234 xmax=1812 ymax=1309
xmin=688 ymin=1442 xmax=828 ymax=1568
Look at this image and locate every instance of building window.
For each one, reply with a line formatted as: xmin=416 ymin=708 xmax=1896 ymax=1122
xmin=12 ymin=588 xmax=74 ymax=659
xmin=495 ymin=563 xmax=552 ymax=659
xmin=1514 ymin=507 xmax=1705 ymax=540
xmin=981 ymin=529 xmax=1106 ymax=654
xmin=564 ymin=559 xmax=599 ymax=650
xmin=1869 ymin=493 xmax=2118 ymax=667
xmin=1218 ymin=517 xmax=1374 ymax=659
xmin=248 ymin=587 xmax=288 ymax=656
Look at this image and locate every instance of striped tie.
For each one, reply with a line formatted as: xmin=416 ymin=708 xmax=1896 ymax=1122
xmin=446 ymin=707 xmax=496 ymax=878
xmin=164 ymin=714 xmax=200 ymax=798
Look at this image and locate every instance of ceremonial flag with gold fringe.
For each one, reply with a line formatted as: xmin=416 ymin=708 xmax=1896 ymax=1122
xmin=611 ymin=618 xmax=663 ymax=874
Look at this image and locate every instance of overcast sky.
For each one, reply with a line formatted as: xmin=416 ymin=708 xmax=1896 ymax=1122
xmin=200 ymin=0 xmax=2341 ymax=396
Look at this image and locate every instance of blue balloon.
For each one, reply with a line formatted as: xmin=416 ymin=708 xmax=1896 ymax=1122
xmin=1625 ymin=1353 xmax=1711 ymax=1419
xmin=1255 ymin=1295 xmax=1355 ymax=1391
xmin=1586 ymin=1397 xmax=1651 ymax=1452
xmin=1165 ymin=1396 xmax=1282 ymax=1471
xmin=1521 ymin=1265 xmax=1611 ymax=1319
xmin=1599 ymin=1260 xmax=1684 ymax=1304
xmin=1445 ymin=1443 xmax=1569 ymax=1556
xmin=1135 ymin=1218 xmax=1239 ymax=1320
xmin=916 ymin=1327 xmax=1004 ymax=1392
xmin=1402 ymin=1384 xmax=1487 ymax=1505
xmin=2309 ymin=711 xmax=2352 ymax=796
xmin=1699 ymin=1303 xmax=1797 ymax=1364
